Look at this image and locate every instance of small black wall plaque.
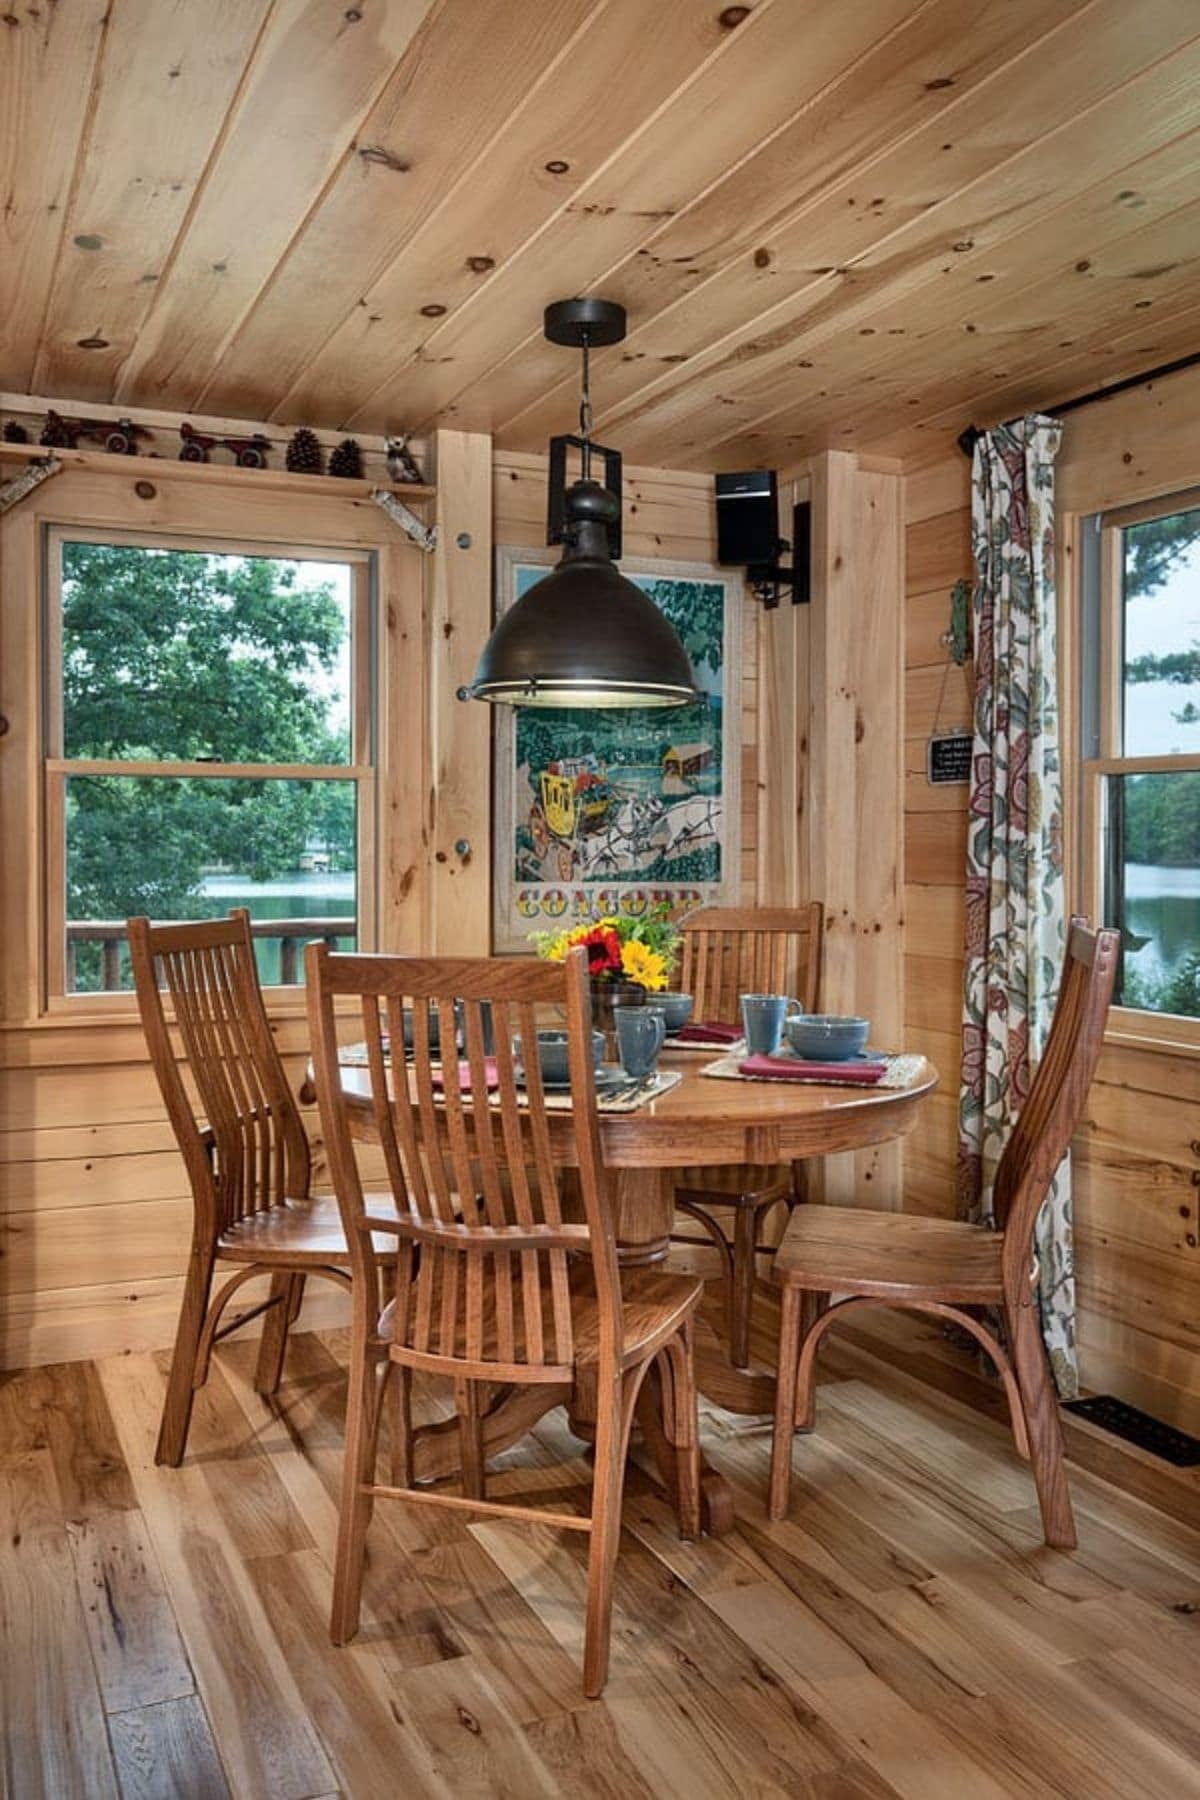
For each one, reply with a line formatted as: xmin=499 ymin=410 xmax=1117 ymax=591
xmin=926 ymin=731 xmax=973 ymax=785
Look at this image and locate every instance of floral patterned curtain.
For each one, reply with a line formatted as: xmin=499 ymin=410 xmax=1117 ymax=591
xmin=956 ymin=415 xmax=1076 ymax=1396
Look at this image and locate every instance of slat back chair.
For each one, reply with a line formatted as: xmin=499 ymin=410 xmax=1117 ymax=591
xmin=678 ymin=903 xmax=824 ymax=1023
xmin=770 ymin=920 xmax=1119 ymax=1549
xmin=131 ymin=910 xmax=356 ymax=1466
xmin=673 ymin=902 xmax=824 ymax=1366
xmin=306 ymin=942 xmax=702 ymax=1698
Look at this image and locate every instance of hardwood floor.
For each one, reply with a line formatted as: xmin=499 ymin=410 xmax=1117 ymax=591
xmin=1 ymin=1305 xmax=1197 ymax=1799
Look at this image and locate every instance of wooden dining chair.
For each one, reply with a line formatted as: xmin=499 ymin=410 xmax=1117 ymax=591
xmin=769 ymin=920 xmax=1119 ymax=1548
xmin=306 ymin=942 xmax=703 ymax=1700
xmin=130 ymin=910 xmax=368 ymax=1467
xmin=671 ymin=902 xmax=824 ymax=1366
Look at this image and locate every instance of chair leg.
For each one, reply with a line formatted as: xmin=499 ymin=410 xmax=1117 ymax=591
xmin=583 ymin=1368 xmax=632 ymax=1700
xmin=388 ymin=1362 xmax=413 ymax=1487
xmin=155 ymin=1246 xmax=216 ymax=1467
xmin=768 ymin=1285 xmax=804 ymax=1522
xmin=254 ymin=1271 xmax=304 ymax=1396
xmin=653 ymin=1324 xmax=701 ymax=1540
xmin=457 ymin=1379 xmax=486 ymax=1501
xmin=730 ymin=1204 xmax=759 ymax=1369
xmin=794 ymin=1291 xmax=829 ymax=1426
xmin=331 ymin=1348 xmax=387 ymax=1645
xmin=1007 ymin=1299 xmax=1076 ymax=1550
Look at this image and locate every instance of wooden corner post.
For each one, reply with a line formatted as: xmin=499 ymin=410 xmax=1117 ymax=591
xmin=807 ymin=451 xmax=905 ymax=1206
xmin=428 ymin=430 xmax=493 ymax=953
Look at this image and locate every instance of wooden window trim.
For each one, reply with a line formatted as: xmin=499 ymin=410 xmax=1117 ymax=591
xmin=43 ymin=524 xmax=377 ymax=1016
xmin=1068 ymin=491 xmax=1200 ymax=1053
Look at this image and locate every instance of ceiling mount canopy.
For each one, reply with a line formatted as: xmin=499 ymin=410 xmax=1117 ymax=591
xmin=471 ymin=296 xmax=696 ymax=709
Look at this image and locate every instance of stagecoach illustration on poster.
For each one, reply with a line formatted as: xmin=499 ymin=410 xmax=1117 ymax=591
xmin=493 ymin=551 xmax=741 ymax=952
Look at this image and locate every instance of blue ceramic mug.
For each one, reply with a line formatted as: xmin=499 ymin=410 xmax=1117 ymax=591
xmin=614 ymin=1004 xmax=666 ymax=1079
xmin=740 ymin=993 xmax=803 ymax=1056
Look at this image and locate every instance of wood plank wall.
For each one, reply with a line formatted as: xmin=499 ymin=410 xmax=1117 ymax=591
xmin=901 ymin=368 xmax=1200 ymax=1435
xmin=0 ymin=436 xmax=749 ymax=1370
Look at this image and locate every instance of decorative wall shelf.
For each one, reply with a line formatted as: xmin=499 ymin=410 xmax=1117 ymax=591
xmin=0 ymin=440 xmax=435 ymax=505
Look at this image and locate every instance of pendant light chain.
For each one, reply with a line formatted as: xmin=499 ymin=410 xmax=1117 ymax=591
xmin=578 ymin=331 xmax=593 ymax=481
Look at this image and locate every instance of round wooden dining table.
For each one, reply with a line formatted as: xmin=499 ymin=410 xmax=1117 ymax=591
xmin=337 ymin=1048 xmax=938 ymax=1531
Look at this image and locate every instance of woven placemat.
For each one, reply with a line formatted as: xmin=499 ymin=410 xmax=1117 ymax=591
xmin=664 ymin=1033 xmax=746 ymax=1054
xmin=699 ymin=1051 xmax=926 ymax=1090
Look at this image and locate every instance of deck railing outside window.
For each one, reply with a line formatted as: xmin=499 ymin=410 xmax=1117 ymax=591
xmin=66 ymin=917 xmax=357 ymax=992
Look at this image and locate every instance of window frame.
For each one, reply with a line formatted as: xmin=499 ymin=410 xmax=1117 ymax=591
xmin=1075 ymin=490 xmax=1200 ymax=1053
xmin=42 ymin=523 xmax=378 ymax=1015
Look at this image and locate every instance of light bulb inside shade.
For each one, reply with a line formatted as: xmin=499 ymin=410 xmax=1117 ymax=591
xmin=473 ymin=678 xmax=695 ymax=708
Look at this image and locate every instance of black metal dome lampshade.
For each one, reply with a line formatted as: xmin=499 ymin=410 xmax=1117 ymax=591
xmin=471 ymin=298 xmax=696 ymax=708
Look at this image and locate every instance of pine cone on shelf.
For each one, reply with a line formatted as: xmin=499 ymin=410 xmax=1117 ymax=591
xmin=328 ymin=437 xmax=364 ymax=480
xmin=285 ymin=427 xmax=324 ymax=474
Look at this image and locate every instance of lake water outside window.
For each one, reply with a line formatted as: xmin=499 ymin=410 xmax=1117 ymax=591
xmin=1089 ymin=502 xmax=1200 ymax=1020
xmin=48 ymin=534 xmax=372 ymax=996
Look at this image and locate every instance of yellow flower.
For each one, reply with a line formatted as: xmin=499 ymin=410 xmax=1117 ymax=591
xmin=620 ymin=940 xmax=668 ymax=991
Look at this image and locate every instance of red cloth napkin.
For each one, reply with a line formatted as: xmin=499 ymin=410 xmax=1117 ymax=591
xmin=675 ymin=1020 xmax=743 ymax=1044
xmin=738 ymin=1053 xmax=887 ymax=1084
xmin=431 ymin=1057 xmax=499 ymax=1094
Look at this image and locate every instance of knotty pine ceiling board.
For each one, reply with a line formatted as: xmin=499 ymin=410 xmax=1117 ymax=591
xmin=2 ymin=0 xmax=1198 ymax=472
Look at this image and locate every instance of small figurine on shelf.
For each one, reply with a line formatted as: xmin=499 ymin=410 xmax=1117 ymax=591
xmin=3 ymin=422 xmax=30 ymax=443
xmin=222 ymin=432 xmax=271 ymax=469
xmin=385 ymin=432 xmax=424 ymax=485
xmin=41 ymin=410 xmax=83 ymax=448
xmin=329 ymin=437 xmax=364 ymax=480
xmin=179 ymin=422 xmax=218 ymax=462
xmin=285 ymin=427 xmax=324 ymax=475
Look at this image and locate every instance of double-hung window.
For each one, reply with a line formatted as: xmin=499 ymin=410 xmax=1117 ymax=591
xmin=45 ymin=529 xmax=375 ymax=1002
xmin=1079 ymin=494 xmax=1200 ymax=1029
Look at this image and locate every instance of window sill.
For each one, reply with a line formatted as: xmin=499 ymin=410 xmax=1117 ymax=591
xmin=1103 ymin=1007 xmax=1200 ymax=1061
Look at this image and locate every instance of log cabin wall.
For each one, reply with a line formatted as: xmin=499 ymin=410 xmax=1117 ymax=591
xmin=0 ymin=426 xmax=746 ymax=1369
xmin=901 ymin=366 xmax=1200 ymax=1436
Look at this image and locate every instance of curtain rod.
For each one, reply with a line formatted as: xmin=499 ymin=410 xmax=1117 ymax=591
xmin=955 ymin=348 xmax=1200 ymax=459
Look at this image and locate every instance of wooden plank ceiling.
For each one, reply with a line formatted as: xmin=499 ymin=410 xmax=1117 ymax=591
xmin=3 ymin=0 xmax=1199 ymax=471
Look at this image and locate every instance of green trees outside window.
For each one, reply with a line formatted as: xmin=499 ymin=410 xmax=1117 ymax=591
xmin=56 ymin=541 xmax=364 ymax=992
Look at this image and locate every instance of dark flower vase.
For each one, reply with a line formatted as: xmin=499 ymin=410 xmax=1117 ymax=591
xmin=590 ymin=977 xmax=645 ymax=1060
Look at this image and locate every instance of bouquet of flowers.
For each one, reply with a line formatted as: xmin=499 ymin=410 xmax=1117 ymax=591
xmin=532 ymin=901 xmax=680 ymax=993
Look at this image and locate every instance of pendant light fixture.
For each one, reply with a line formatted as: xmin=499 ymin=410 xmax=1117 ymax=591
xmin=471 ymin=297 xmax=697 ymax=708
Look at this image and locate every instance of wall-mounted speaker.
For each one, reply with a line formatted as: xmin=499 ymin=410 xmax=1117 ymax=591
xmin=715 ymin=470 xmax=779 ymax=567
xmin=714 ymin=470 xmax=809 ymax=606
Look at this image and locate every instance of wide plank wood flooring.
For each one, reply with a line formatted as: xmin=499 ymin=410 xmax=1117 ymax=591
xmin=1 ymin=1307 xmax=1197 ymax=1799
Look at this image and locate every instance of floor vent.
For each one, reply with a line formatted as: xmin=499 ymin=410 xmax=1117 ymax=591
xmin=1063 ymin=1394 xmax=1200 ymax=1467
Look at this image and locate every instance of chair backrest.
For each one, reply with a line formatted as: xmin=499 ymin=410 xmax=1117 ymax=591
xmin=129 ymin=910 xmax=311 ymax=1242
xmin=677 ymin=903 xmax=824 ymax=1021
xmin=992 ymin=919 xmax=1118 ymax=1297
xmin=306 ymin=944 xmax=620 ymax=1385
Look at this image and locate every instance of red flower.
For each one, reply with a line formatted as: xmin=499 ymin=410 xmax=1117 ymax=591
xmin=576 ymin=925 xmax=621 ymax=975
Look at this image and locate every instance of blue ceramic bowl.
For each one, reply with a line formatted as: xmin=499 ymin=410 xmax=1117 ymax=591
xmin=651 ymin=992 xmax=694 ymax=1033
xmin=512 ymin=1029 xmax=604 ymax=1083
xmin=784 ymin=1014 xmax=870 ymax=1061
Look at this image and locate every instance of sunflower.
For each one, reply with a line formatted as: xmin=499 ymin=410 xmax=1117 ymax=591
xmin=619 ymin=940 xmax=668 ymax=991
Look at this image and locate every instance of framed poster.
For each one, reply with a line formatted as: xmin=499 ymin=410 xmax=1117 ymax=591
xmin=492 ymin=548 xmax=742 ymax=952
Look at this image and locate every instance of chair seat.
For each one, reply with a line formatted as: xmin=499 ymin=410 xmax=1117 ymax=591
xmin=218 ymin=1195 xmax=395 ymax=1266
xmin=577 ymin=1266 xmax=703 ymax=1368
xmin=379 ymin=1263 xmax=703 ymax=1373
xmin=674 ymin=1163 xmax=795 ymax=1207
xmin=774 ymin=1204 xmax=1005 ymax=1302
